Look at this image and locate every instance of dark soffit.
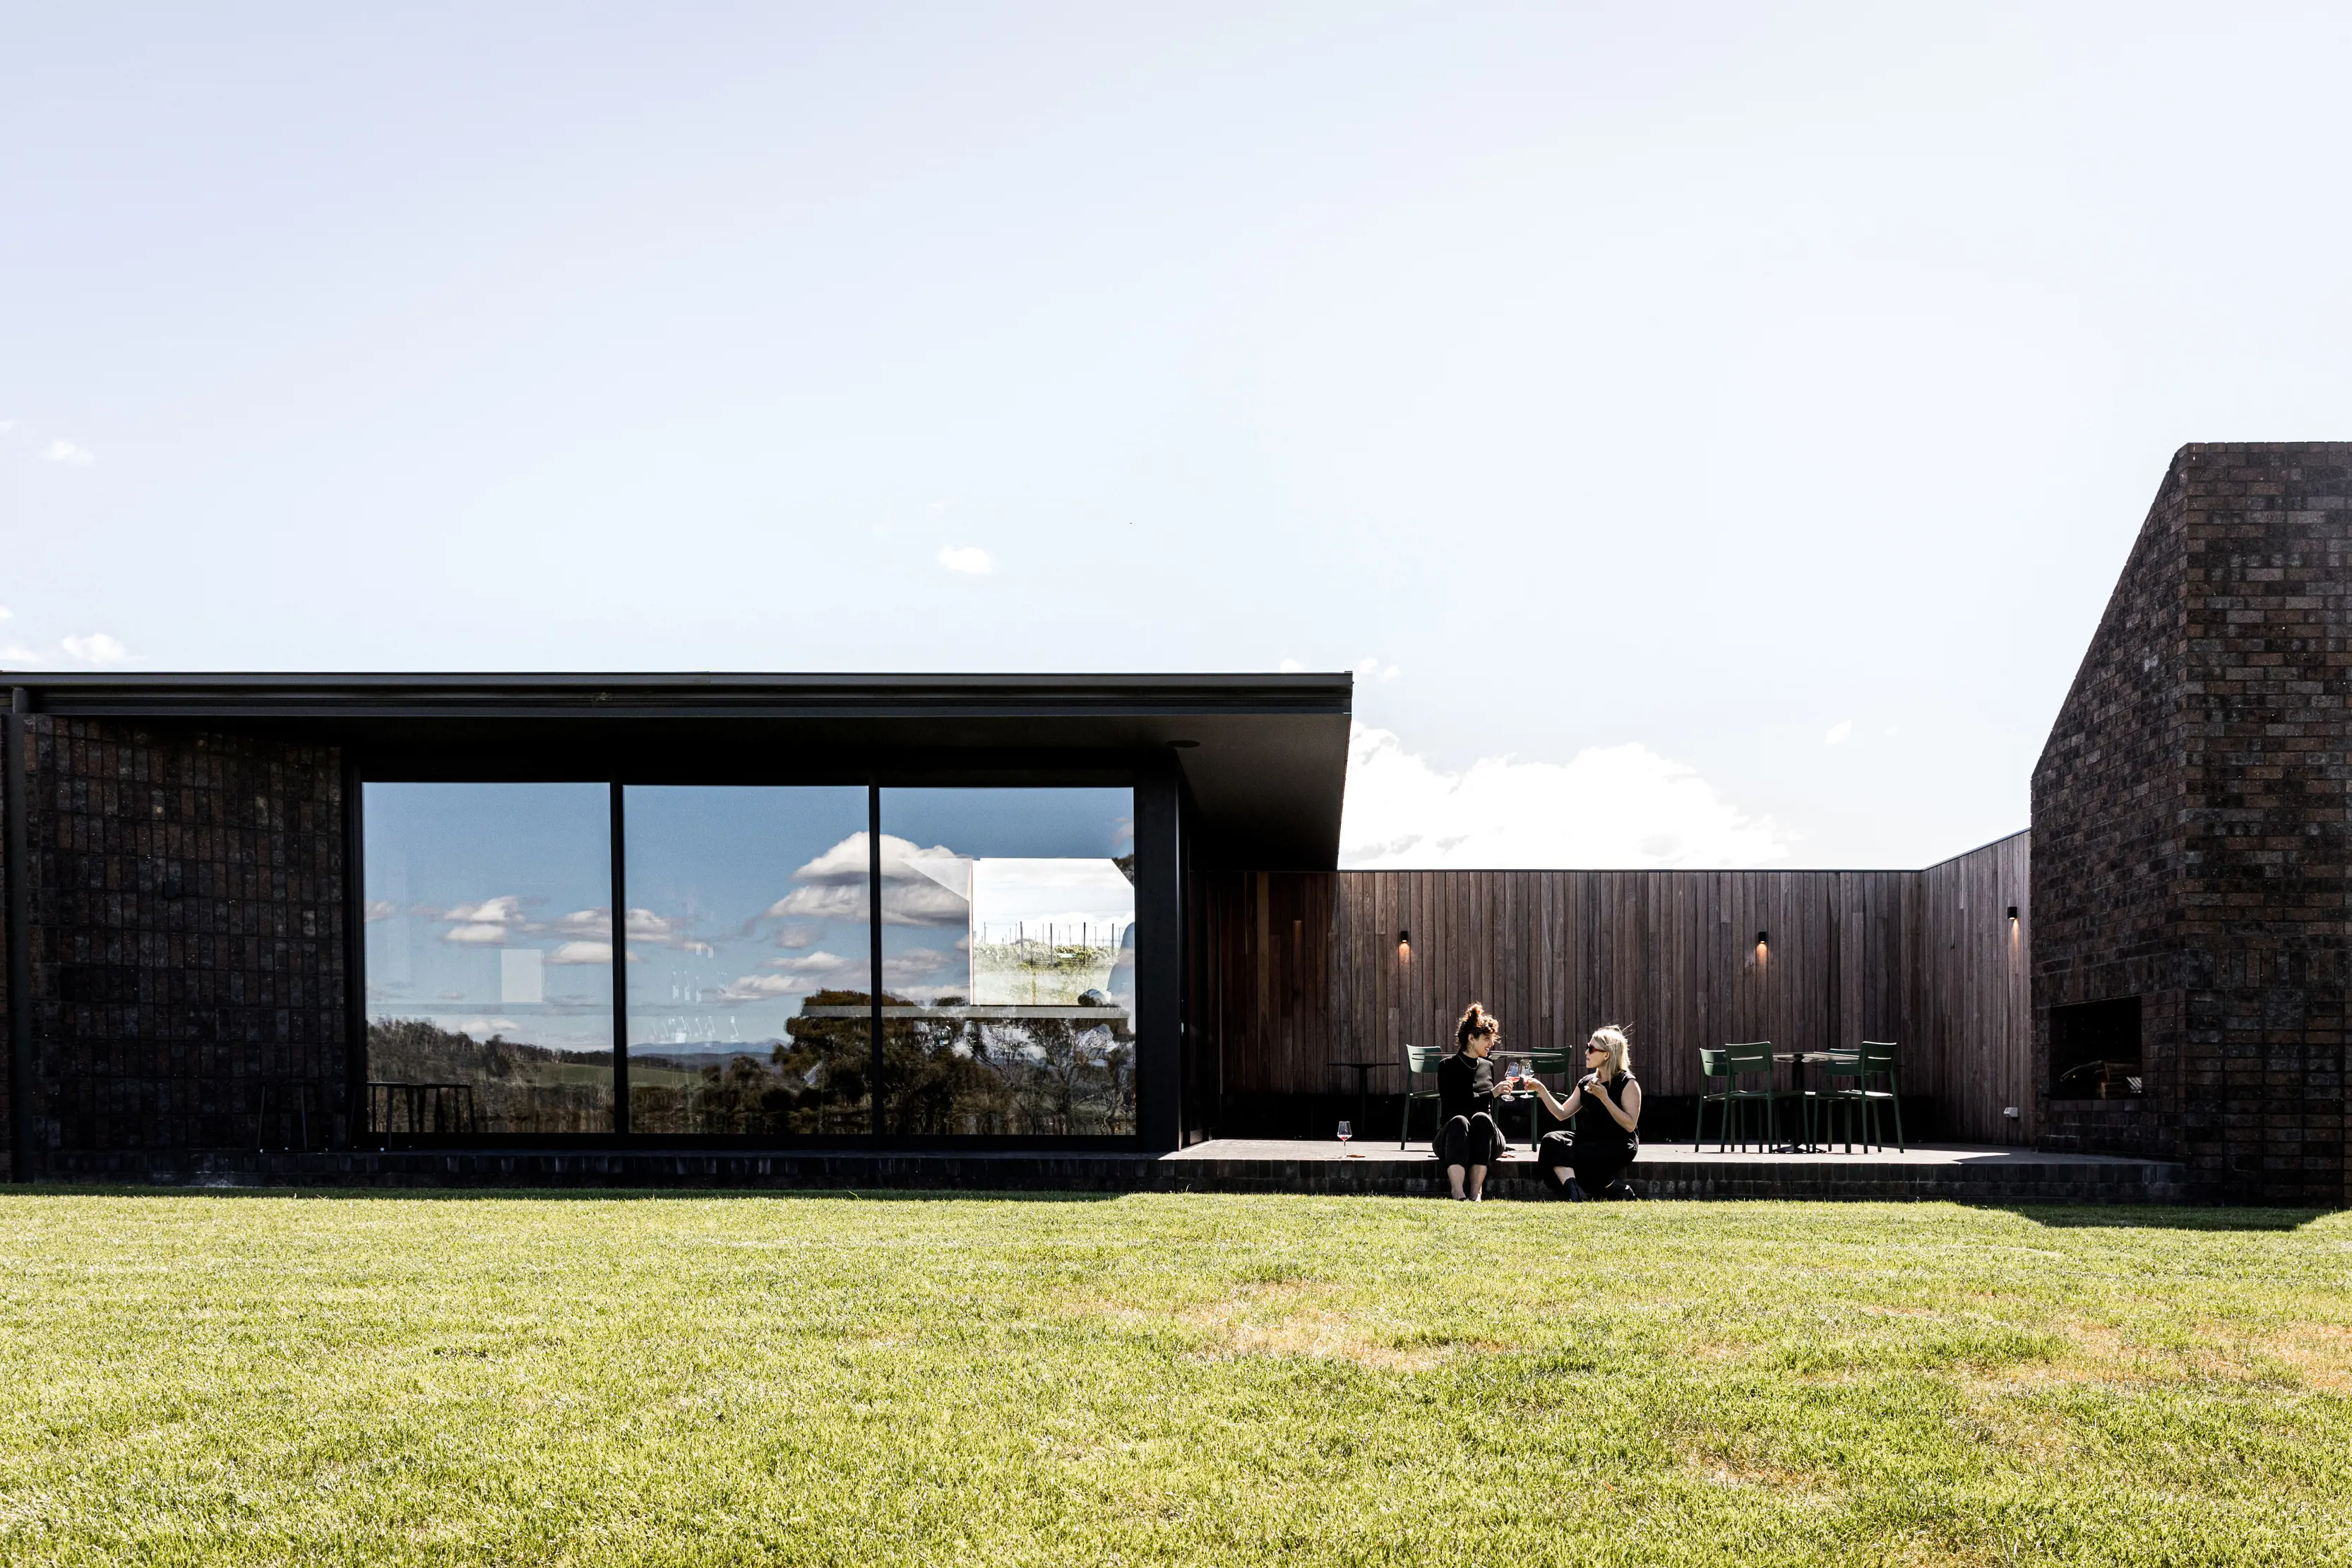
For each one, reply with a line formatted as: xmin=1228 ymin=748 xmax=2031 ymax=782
xmin=2 ymin=671 xmax=1354 ymax=870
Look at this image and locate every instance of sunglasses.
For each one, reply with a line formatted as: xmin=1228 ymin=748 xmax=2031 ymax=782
xmin=1584 ymin=1043 xmax=1608 ymax=1053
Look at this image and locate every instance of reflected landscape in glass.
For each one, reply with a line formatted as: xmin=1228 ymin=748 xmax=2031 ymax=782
xmin=362 ymin=782 xmax=616 ymax=1135
xmin=878 ymin=787 xmax=1136 ymax=1136
xmin=623 ymin=786 xmax=873 ymax=1136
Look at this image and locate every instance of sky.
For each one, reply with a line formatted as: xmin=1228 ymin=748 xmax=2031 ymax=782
xmin=8 ymin=2 xmax=2352 ymax=868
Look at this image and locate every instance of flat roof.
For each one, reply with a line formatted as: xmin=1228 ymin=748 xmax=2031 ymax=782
xmin=3 ymin=671 xmax=1355 ymax=869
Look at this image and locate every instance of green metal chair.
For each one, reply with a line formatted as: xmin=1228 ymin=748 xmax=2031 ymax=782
xmin=1695 ymin=1042 xmax=1786 ymax=1151
xmin=1819 ymin=1041 xmax=1905 ymax=1152
xmin=1399 ymin=1044 xmax=1444 ymax=1149
xmin=1503 ymin=1046 xmax=1575 ymax=1150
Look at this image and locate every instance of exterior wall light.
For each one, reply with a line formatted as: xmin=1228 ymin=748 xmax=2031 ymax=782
xmin=1397 ymin=928 xmax=1411 ymax=956
xmin=1755 ymin=930 xmax=1768 ymax=947
xmin=2007 ymin=906 xmax=2019 ymax=923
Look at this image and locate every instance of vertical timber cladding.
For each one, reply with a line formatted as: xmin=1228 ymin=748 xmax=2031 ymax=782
xmin=1200 ymin=851 xmax=2034 ymax=1144
xmin=2034 ymin=443 xmax=2352 ymax=1204
xmin=25 ymin=718 xmax=347 ymax=1162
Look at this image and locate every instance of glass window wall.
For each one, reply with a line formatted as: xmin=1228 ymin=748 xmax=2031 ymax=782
xmin=622 ymin=786 xmax=873 ymax=1136
xmin=359 ymin=779 xmax=1143 ymax=1142
xmin=362 ymin=782 xmax=616 ymax=1136
xmin=878 ymin=788 xmax=1136 ymax=1136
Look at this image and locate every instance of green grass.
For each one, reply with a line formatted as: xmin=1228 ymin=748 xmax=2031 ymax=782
xmin=3 ymin=1193 xmax=2348 ymax=1566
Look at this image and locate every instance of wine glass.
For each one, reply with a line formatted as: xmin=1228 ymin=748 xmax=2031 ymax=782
xmin=1337 ymin=1119 xmax=1353 ymax=1155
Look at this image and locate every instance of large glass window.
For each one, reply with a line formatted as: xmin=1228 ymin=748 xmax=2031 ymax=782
xmin=362 ymin=783 xmax=616 ymax=1135
xmin=623 ymin=786 xmax=873 ymax=1136
xmin=878 ymin=788 xmax=1136 ymax=1136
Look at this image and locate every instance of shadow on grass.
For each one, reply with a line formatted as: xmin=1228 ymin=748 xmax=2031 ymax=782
xmin=1993 ymin=1204 xmax=2337 ymax=1231
xmin=9 ymin=1183 xmax=1129 ymax=1204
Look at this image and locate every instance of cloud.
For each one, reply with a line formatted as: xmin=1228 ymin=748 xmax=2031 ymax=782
xmin=1825 ymin=721 xmax=1853 ymax=746
xmin=452 ymin=1017 xmax=520 ymax=1038
xmin=716 ymin=948 xmax=865 ymax=1000
xmin=363 ymin=899 xmax=398 ymax=923
xmin=765 ymin=832 xmax=971 ymax=926
xmin=446 ymin=896 xmax=528 ymax=925
xmin=44 ymin=440 xmax=94 ymax=467
xmin=1354 ymin=657 xmax=1401 ymax=683
xmin=61 ymin=633 xmax=133 ymax=666
xmin=441 ymin=895 xmax=527 ymax=943
xmin=547 ymin=940 xmax=614 ymax=965
xmin=937 ymin=545 xmax=992 ymax=575
xmin=1337 ymin=724 xmax=1795 ymax=870
xmin=1279 ymin=657 xmax=1306 ymax=673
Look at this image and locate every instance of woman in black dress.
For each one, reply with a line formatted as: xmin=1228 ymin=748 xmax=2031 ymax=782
xmin=1438 ymin=1003 xmax=1512 ymax=1201
xmin=1526 ymin=1024 xmax=1643 ymax=1199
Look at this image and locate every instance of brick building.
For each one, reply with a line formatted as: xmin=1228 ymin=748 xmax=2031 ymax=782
xmin=2032 ymin=442 xmax=2351 ymax=1203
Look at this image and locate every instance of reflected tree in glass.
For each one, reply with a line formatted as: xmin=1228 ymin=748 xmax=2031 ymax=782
xmin=878 ymin=787 xmax=1136 ymax=1136
xmin=623 ymin=786 xmax=874 ymax=1137
xmin=362 ymin=783 xmax=616 ymax=1135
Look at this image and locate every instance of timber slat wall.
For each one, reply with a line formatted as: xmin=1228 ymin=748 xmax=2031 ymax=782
xmin=1193 ymin=832 xmax=2031 ymax=1144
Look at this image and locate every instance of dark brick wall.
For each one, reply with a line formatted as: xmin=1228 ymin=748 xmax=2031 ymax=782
xmin=17 ymin=719 xmax=347 ymax=1163
xmin=2031 ymin=453 xmax=2190 ymax=1164
xmin=2034 ymin=443 xmax=2352 ymax=1203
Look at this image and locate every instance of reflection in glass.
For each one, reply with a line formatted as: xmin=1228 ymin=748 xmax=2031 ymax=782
xmin=878 ymin=788 xmax=1136 ymax=1136
xmin=623 ymin=786 xmax=873 ymax=1136
xmin=362 ymin=783 xmax=615 ymax=1135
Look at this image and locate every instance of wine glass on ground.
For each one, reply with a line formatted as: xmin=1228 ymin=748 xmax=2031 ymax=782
xmin=1337 ymin=1120 xmax=1353 ymax=1156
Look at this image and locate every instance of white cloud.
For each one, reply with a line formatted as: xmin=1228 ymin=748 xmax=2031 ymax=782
xmin=452 ymin=1017 xmax=520 ymax=1038
xmin=766 ymin=832 xmax=971 ymax=926
xmin=1354 ymin=656 xmax=1402 ymax=683
xmin=363 ymin=899 xmax=398 ymax=923
xmin=547 ymin=940 xmax=614 ymax=965
xmin=717 ymin=948 xmax=866 ymax=1000
xmin=0 ymin=607 xmax=11 ymax=623
xmin=44 ymin=440 xmax=94 ymax=467
xmin=61 ymin=633 xmax=133 ymax=666
xmin=1337 ymin=724 xmax=1795 ymax=870
xmin=937 ymin=545 xmax=992 ymax=575
xmin=1279 ymin=657 xmax=1306 ymax=673
xmin=1825 ymin=720 xmax=1853 ymax=746
xmin=446 ymin=896 xmax=527 ymax=925
xmin=0 ymin=644 xmax=46 ymax=666
xmin=441 ymin=894 xmax=527 ymax=943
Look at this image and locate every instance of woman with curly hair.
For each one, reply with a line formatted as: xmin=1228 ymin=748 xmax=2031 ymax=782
xmin=1438 ymin=1003 xmax=1512 ymax=1200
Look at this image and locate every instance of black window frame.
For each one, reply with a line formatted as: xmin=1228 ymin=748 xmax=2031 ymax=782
xmin=349 ymin=752 xmax=1164 ymax=1151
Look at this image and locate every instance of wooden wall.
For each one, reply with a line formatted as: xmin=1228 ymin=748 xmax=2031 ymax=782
xmin=1190 ymin=832 xmax=2034 ymax=1145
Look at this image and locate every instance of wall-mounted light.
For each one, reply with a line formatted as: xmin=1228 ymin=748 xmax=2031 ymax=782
xmin=1397 ymin=928 xmax=1411 ymax=957
xmin=2006 ymin=906 xmax=2019 ymax=923
xmin=1755 ymin=930 xmax=1768 ymax=947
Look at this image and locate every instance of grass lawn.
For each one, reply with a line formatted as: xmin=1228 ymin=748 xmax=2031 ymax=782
xmin=3 ymin=1192 xmax=2348 ymax=1567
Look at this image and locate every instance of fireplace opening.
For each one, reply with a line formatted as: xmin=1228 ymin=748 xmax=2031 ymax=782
xmin=2049 ymin=995 xmax=2143 ymax=1099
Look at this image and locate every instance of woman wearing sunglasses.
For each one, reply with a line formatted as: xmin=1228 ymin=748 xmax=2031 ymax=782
xmin=1524 ymin=1024 xmax=1642 ymax=1199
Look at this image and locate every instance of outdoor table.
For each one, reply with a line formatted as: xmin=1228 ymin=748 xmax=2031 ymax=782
xmin=1774 ymin=1052 xmax=1832 ymax=1151
xmin=1327 ymin=1060 xmax=1387 ymax=1134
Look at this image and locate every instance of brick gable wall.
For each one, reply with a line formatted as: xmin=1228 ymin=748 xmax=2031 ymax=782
xmin=2034 ymin=443 xmax=2351 ymax=1203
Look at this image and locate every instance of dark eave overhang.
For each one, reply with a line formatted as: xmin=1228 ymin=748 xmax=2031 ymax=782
xmin=1 ymin=671 xmax=1354 ymax=870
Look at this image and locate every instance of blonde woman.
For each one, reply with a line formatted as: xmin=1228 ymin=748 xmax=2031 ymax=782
xmin=1524 ymin=1024 xmax=1642 ymax=1199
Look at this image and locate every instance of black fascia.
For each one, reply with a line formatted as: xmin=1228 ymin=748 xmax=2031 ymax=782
xmin=8 ymin=673 xmax=1353 ymax=870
